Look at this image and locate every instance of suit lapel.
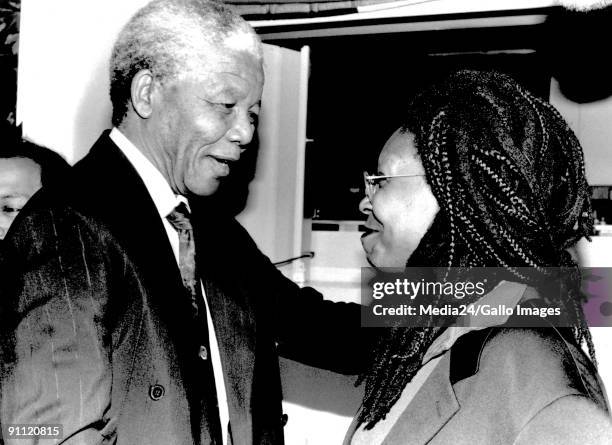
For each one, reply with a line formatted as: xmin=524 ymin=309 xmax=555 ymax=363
xmin=75 ymin=135 xmax=176 ymax=266
xmin=342 ymin=413 xmax=362 ymax=445
xmin=71 ymin=133 xmax=188 ymax=308
xmin=382 ymin=354 xmax=459 ymax=445
xmin=372 ymin=327 xmax=498 ymax=445
xmin=72 ymin=131 xmax=201 ymax=365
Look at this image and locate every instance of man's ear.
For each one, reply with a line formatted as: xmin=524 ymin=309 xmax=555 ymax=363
xmin=130 ymin=70 xmax=155 ymax=119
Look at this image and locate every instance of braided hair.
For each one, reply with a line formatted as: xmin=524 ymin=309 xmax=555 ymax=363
xmin=357 ymin=70 xmax=594 ymax=429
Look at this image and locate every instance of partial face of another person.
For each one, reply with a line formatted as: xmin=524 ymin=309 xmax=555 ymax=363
xmin=359 ymin=130 xmax=440 ymax=267
xmin=0 ymin=157 xmax=42 ymax=239
xmin=150 ymin=44 xmax=264 ymax=197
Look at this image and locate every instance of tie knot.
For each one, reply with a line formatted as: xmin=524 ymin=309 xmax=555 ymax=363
xmin=167 ymin=201 xmax=192 ymax=232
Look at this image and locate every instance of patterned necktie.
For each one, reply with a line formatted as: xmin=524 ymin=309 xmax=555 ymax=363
xmin=166 ymin=202 xmax=202 ymax=318
xmin=167 ymin=202 xmax=223 ymax=444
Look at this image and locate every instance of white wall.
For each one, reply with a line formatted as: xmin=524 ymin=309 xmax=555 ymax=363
xmin=576 ymin=237 xmax=612 ymax=401
xmin=550 ymin=79 xmax=612 ymax=392
xmin=17 ymin=0 xmax=150 ymax=163
xmin=276 ymin=228 xmax=368 ymax=445
xmin=550 ymin=78 xmax=612 ymax=185
xmin=236 ymin=45 xmax=309 ymax=265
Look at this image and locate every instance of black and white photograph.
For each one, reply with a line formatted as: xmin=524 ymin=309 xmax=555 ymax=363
xmin=2 ymin=0 xmax=612 ymax=443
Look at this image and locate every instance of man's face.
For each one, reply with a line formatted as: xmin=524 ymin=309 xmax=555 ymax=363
xmin=149 ymin=46 xmax=264 ymax=196
xmin=359 ymin=130 xmax=439 ymax=267
xmin=0 ymin=157 xmax=42 ymax=239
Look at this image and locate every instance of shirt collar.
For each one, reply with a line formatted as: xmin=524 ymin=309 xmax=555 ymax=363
xmin=110 ymin=128 xmax=185 ymax=219
xmin=422 ymin=280 xmax=528 ymax=364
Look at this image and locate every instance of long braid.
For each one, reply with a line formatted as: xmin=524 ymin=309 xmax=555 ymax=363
xmin=357 ymin=70 xmax=595 ymax=429
xmin=519 ymin=86 xmax=594 ymax=358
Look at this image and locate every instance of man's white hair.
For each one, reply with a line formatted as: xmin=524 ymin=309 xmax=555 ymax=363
xmin=109 ymin=0 xmax=262 ymax=126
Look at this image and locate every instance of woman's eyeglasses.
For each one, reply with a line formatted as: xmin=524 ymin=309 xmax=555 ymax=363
xmin=363 ymin=171 xmax=426 ymax=200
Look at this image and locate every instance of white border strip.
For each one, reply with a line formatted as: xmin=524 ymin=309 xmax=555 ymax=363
xmin=250 ymin=0 xmax=557 ymax=28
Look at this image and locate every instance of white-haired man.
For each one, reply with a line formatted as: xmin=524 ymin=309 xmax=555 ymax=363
xmin=0 ymin=1 xmax=369 ymax=444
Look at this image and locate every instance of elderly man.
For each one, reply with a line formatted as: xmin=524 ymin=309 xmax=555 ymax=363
xmin=0 ymin=1 xmax=367 ymax=444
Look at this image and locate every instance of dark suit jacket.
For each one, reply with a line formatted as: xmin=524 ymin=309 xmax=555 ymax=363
xmin=1 ymin=131 xmax=370 ymax=445
xmin=344 ymin=323 xmax=610 ymax=445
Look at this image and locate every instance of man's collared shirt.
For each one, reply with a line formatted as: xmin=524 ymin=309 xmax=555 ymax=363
xmin=110 ymin=128 xmax=230 ymax=444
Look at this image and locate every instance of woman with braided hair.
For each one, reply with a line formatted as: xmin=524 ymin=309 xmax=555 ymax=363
xmin=347 ymin=70 xmax=612 ymax=444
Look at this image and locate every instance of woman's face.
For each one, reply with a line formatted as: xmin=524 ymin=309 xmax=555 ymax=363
xmin=359 ymin=129 xmax=439 ymax=267
xmin=0 ymin=157 xmax=42 ymax=240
